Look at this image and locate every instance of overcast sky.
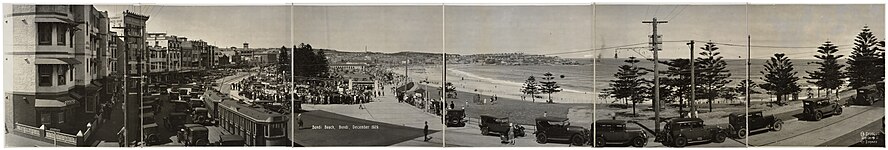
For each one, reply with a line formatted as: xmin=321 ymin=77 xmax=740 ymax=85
xmin=445 ymin=6 xmax=593 ymax=56
xmin=93 ymin=4 xmax=883 ymax=58
xmin=596 ymin=4 xmax=884 ymax=59
xmin=292 ymin=6 xmax=443 ymax=53
xmin=748 ymin=4 xmax=884 ymax=59
xmin=596 ymin=5 xmax=749 ymax=59
xmin=95 ymin=5 xmax=291 ymax=49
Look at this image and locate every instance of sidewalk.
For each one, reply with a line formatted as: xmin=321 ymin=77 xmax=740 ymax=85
xmin=301 ymin=92 xmax=444 ymax=131
xmin=4 ymin=133 xmax=57 ymax=147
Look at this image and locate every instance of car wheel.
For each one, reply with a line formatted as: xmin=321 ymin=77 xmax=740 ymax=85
xmin=673 ymin=136 xmax=688 ymax=147
xmin=713 ymin=133 xmax=726 ymax=143
xmin=631 ymin=137 xmax=647 ymax=147
xmin=814 ymin=111 xmax=823 ymax=121
xmin=836 ymin=107 xmax=843 ymax=115
xmin=481 ymin=127 xmax=489 ymax=135
xmin=737 ymin=127 xmax=747 ymax=139
xmin=771 ymin=121 xmax=783 ymax=131
xmin=570 ymin=135 xmax=585 ymax=146
xmin=595 ymin=137 xmax=605 ymax=147
xmin=536 ymin=133 xmax=547 ymax=144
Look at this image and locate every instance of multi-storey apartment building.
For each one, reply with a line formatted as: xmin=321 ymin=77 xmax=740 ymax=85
xmin=5 ymin=5 xmax=113 ymax=146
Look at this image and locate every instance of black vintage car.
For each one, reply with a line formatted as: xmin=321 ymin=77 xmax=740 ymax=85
xmin=479 ymin=115 xmax=526 ymax=137
xmin=728 ymin=111 xmax=782 ymax=139
xmin=445 ymin=109 xmax=467 ymax=127
xmin=803 ymin=98 xmax=843 ymax=121
xmin=853 ymin=83 xmax=884 ymax=106
xmin=180 ymin=124 xmax=209 ymax=146
xmin=594 ymin=119 xmax=647 ymax=147
xmin=166 ymin=112 xmax=188 ymax=131
xmin=193 ymin=107 xmax=213 ymax=125
xmin=655 ymin=118 xmax=727 ymax=147
xmin=534 ymin=117 xmax=590 ymax=146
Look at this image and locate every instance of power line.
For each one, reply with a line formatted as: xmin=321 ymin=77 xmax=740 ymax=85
xmin=667 ymin=6 xmax=686 ymax=21
xmin=645 ymin=6 xmax=651 ymax=18
xmin=540 ymin=42 xmax=650 ymax=55
xmin=653 ymin=6 xmax=661 ymax=18
xmin=664 ymin=6 xmax=679 ymax=20
xmin=539 ymin=37 xmax=859 ymax=58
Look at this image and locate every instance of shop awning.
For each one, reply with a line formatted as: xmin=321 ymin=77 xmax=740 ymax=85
xmin=35 ymin=17 xmax=77 ymax=24
xmin=34 ymin=58 xmax=81 ymax=65
xmin=35 ymin=99 xmax=66 ymax=108
xmin=35 ymin=97 xmax=77 ymax=108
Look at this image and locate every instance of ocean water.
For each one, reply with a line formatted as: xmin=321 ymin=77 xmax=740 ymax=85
xmin=451 ymin=58 xmax=848 ymax=100
xmin=447 ymin=64 xmax=595 ymax=93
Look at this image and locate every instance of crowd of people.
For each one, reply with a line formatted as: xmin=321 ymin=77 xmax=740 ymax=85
xmin=394 ymin=79 xmax=444 ymax=116
xmin=227 ymin=67 xmax=293 ymax=114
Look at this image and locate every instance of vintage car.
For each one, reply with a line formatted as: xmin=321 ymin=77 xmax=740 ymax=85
xmin=802 ymin=98 xmax=843 ymax=121
xmin=728 ymin=111 xmax=782 ymax=139
xmin=168 ymin=90 xmax=180 ymax=101
xmin=171 ymin=100 xmax=190 ymax=113
xmin=216 ymin=135 xmax=246 ymax=146
xmin=853 ymin=83 xmax=884 ymax=106
xmin=594 ymin=119 xmax=647 ymax=147
xmin=181 ymin=124 xmax=209 ymax=146
xmin=654 ymin=118 xmax=727 ymax=147
xmin=166 ymin=112 xmax=188 ymax=131
xmin=479 ymin=115 xmax=526 ymax=137
xmin=142 ymin=123 xmax=160 ymax=146
xmin=189 ymin=98 xmax=206 ymax=110
xmin=178 ymin=88 xmax=192 ymax=96
xmin=534 ymin=117 xmax=590 ymax=146
xmin=193 ymin=107 xmax=212 ymax=125
xmin=445 ymin=109 xmax=467 ymax=127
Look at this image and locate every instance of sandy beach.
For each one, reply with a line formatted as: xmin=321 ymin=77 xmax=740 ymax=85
xmin=445 ymin=67 xmax=595 ymax=104
xmin=389 ymin=64 xmax=595 ymax=104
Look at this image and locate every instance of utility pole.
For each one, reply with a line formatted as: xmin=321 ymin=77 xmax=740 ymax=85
xmin=687 ymin=40 xmax=696 ymax=118
xmin=643 ymin=17 xmax=667 ymax=133
xmin=746 ymin=35 xmax=751 ymax=106
xmin=405 ymin=57 xmax=409 ymax=82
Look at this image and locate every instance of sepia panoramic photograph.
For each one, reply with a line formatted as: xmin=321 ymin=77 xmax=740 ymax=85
xmin=594 ymin=4 xmax=749 ymax=148
xmin=2 ymin=1 xmax=885 ymax=149
xmin=443 ymin=5 xmax=594 ymax=147
xmin=745 ymin=4 xmax=884 ymax=147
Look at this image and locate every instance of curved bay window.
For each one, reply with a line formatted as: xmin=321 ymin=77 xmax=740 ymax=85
xmin=56 ymin=25 xmax=66 ymax=46
xmin=38 ymin=65 xmax=53 ymax=86
xmin=37 ymin=23 xmax=52 ymax=45
xmin=57 ymin=65 xmax=67 ymax=85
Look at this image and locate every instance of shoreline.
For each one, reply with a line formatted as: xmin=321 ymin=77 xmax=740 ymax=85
xmin=444 ymin=66 xmax=595 ymax=104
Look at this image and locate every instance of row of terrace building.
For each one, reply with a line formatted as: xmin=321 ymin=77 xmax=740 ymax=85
xmin=4 ymin=5 xmax=260 ymax=146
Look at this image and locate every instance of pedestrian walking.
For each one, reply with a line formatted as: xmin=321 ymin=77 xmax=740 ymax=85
xmin=543 ymin=111 xmax=548 ymax=117
xmin=449 ymin=101 xmax=455 ymax=110
xmin=508 ymin=123 xmax=516 ymax=145
xmin=423 ymin=121 xmax=430 ymax=142
xmin=296 ymin=113 xmax=304 ymax=130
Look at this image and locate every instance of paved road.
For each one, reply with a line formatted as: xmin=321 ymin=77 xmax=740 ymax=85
xmin=292 ymin=110 xmax=438 ymax=146
xmin=748 ymin=97 xmax=885 ymax=147
xmin=819 ymin=117 xmax=884 ymax=146
xmin=293 ymin=83 xmax=444 ymax=147
xmin=442 ymin=119 xmax=578 ymax=147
